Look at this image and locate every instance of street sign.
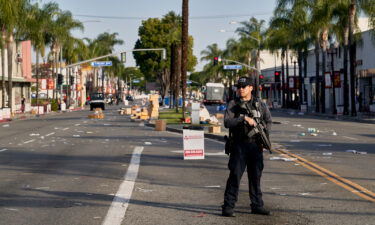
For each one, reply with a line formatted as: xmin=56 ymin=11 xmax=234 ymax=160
xmin=183 ymin=129 xmax=205 ymax=160
xmin=223 ymin=65 xmax=242 ymax=70
xmin=90 ymin=61 xmax=112 ymax=67
xmin=132 ymin=79 xmax=140 ymax=83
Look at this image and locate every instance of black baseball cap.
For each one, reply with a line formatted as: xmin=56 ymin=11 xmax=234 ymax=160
xmin=236 ymin=77 xmax=253 ymax=87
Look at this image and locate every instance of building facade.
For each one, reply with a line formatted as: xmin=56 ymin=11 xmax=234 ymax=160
xmin=0 ymin=40 xmax=33 ymax=112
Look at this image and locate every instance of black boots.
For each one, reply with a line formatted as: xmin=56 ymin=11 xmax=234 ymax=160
xmin=221 ymin=205 xmax=235 ymax=217
xmin=251 ymin=206 xmax=271 ymax=215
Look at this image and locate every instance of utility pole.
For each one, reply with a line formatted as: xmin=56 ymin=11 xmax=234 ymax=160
xmin=181 ymin=0 xmax=189 ymax=118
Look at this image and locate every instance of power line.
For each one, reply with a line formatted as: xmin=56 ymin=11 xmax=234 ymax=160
xmin=73 ymin=12 xmax=272 ymax=20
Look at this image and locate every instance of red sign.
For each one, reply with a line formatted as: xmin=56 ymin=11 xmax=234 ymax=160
xmin=47 ymin=78 xmax=54 ymax=90
xmin=334 ymin=71 xmax=341 ymax=88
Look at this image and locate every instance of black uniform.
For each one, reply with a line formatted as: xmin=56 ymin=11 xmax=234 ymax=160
xmin=223 ymin=97 xmax=272 ymax=209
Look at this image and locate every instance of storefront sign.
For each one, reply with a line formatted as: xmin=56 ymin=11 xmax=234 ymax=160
xmin=334 ymin=71 xmax=341 ymax=88
xmin=325 ymin=72 xmax=332 ymax=88
xmin=183 ymin=129 xmax=205 ymax=160
xmin=47 ymin=78 xmax=54 ymax=90
xmin=41 ymin=79 xmax=47 ymax=90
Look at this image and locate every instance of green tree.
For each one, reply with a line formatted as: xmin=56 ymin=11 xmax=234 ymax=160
xmin=0 ymin=0 xmax=28 ymax=110
xmin=236 ymin=17 xmax=266 ymax=97
xmin=200 ymin=43 xmax=224 ymax=82
xmin=133 ymin=12 xmax=197 ymax=101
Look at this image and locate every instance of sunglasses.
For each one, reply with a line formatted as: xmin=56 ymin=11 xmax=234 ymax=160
xmin=237 ymin=85 xmax=248 ymax=89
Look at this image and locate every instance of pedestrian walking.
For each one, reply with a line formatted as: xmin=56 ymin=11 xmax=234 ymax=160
xmin=222 ymin=76 xmax=272 ymax=217
xmin=21 ymin=96 xmax=26 ymax=113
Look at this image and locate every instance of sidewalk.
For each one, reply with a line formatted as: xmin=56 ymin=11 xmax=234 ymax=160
xmin=272 ymin=108 xmax=375 ymax=124
xmin=0 ymin=107 xmax=86 ymax=123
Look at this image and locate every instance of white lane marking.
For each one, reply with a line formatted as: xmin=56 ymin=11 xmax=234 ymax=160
xmin=5 ymin=208 xmax=18 ymax=211
xmin=62 ymin=127 xmax=70 ymax=131
xmin=102 ymin=146 xmax=144 ymax=225
xmin=24 ymin=139 xmax=35 ymax=144
xmin=204 ymin=185 xmax=221 ymax=188
xmin=75 ymin=124 xmax=81 ymax=126
xmin=0 ymin=148 xmax=8 ymax=152
xmin=343 ymin=136 xmax=358 ymax=141
xmin=45 ymin=132 xmax=55 ymax=137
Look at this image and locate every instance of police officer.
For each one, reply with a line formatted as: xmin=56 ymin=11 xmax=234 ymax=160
xmin=222 ymin=76 xmax=272 ymax=217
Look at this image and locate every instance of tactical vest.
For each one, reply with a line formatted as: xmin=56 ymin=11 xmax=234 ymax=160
xmin=231 ymin=98 xmax=263 ymax=141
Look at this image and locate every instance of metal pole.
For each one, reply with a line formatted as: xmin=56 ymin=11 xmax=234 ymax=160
xmin=330 ymin=48 xmax=337 ymax=114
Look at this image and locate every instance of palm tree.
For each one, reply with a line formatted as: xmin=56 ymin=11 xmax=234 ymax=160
xmin=0 ymin=0 xmax=27 ymax=110
xmin=267 ymin=9 xmax=293 ymax=108
xmin=181 ymin=0 xmax=189 ymax=118
xmin=23 ymin=2 xmax=60 ymax=107
xmin=91 ymin=32 xmax=124 ymax=91
xmin=200 ymin=43 xmax=223 ymax=81
xmin=235 ymin=17 xmax=266 ymax=97
xmin=48 ymin=9 xmax=83 ymax=100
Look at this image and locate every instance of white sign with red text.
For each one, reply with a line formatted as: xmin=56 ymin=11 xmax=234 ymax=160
xmin=183 ymin=129 xmax=205 ymax=160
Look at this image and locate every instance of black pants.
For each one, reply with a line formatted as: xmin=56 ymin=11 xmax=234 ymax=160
xmin=223 ymin=141 xmax=264 ymax=209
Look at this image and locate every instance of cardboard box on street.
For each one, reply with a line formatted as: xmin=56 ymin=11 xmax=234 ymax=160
xmin=208 ymin=126 xmax=221 ymax=134
xmin=215 ymin=113 xmax=224 ymax=119
xmin=155 ymin=119 xmax=166 ymax=131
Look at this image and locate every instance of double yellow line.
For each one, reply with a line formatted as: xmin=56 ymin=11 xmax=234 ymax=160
xmin=273 ymin=148 xmax=375 ymax=203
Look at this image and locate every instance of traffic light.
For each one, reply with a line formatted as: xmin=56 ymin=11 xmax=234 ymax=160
xmin=120 ymin=52 xmax=126 ymax=63
xmin=213 ymin=57 xmax=219 ymax=66
xmin=259 ymin=74 xmax=264 ymax=84
xmin=274 ymin=71 xmax=281 ymax=83
xmin=70 ymin=76 xmax=74 ymax=85
xmin=57 ymin=74 xmax=63 ymax=85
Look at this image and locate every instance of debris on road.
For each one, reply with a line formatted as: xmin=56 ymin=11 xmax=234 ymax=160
xmin=73 ymin=135 xmax=80 ymax=138
xmin=299 ymin=193 xmax=312 ymax=196
xmin=144 ymin=142 xmax=152 ymax=145
xmin=193 ymin=212 xmax=206 ymax=218
xmin=357 ymin=151 xmax=367 ymax=155
xmin=310 ymin=133 xmax=318 ymax=136
xmin=2 ymin=124 xmax=10 ymax=127
xmin=298 ymin=132 xmax=306 ymax=136
xmin=29 ymin=133 xmax=40 ymax=136
xmin=136 ymin=187 xmax=153 ymax=193
xmin=322 ymin=152 xmax=333 ymax=156
xmin=332 ymin=132 xmax=337 ymax=136
xmin=204 ymin=185 xmax=221 ymax=188
xmin=345 ymin=150 xmax=357 ymax=153
xmin=307 ymin=128 xmax=317 ymax=133
xmin=270 ymin=156 xmax=296 ymax=162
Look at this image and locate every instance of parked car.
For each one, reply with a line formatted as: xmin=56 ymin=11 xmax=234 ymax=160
xmin=126 ymin=95 xmax=134 ymax=101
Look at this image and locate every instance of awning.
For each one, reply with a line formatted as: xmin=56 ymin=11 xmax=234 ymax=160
xmin=0 ymin=77 xmax=33 ymax=83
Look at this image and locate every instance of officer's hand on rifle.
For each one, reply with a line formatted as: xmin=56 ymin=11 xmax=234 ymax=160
xmin=244 ymin=116 xmax=257 ymax=127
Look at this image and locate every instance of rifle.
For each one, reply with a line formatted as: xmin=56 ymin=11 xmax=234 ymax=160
xmin=239 ymin=101 xmax=272 ymax=154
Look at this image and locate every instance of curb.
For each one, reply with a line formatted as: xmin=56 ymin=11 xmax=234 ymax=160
xmin=145 ymin=123 xmax=226 ymax=142
xmin=272 ymin=109 xmax=375 ymax=124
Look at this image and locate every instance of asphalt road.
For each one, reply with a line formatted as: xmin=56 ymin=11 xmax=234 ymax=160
xmin=0 ymin=105 xmax=374 ymax=225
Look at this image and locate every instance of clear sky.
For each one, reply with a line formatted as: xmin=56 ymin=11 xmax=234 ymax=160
xmin=39 ymin=0 xmax=277 ymax=71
